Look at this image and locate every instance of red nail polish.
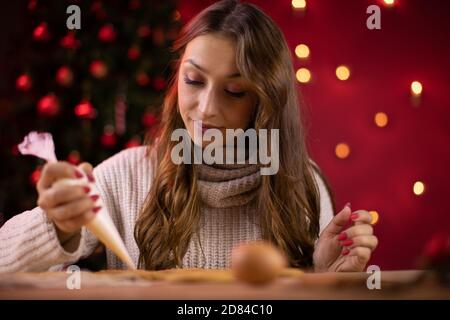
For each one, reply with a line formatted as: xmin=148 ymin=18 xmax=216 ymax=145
xmin=338 ymin=232 xmax=347 ymax=241
xmin=93 ymin=206 xmax=102 ymax=213
xmin=87 ymin=173 xmax=95 ymax=183
xmin=342 ymin=248 xmax=350 ymax=256
xmin=342 ymin=239 xmax=353 ymax=247
xmin=74 ymin=170 xmax=84 ymax=179
xmin=345 ymin=202 xmax=351 ymax=209
xmin=90 ymin=195 xmax=99 ymax=202
xmin=350 ymin=213 xmax=359 ymax=221
xmin=83 ymin=186 xmax=90 ymax=194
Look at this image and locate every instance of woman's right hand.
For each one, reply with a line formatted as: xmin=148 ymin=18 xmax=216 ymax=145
xmin=36 ymin=161 xmax=100 ymax=246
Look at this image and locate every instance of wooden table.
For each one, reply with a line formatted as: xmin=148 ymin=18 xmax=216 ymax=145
xmin=0 ymin=269 xmax=449 ymax=300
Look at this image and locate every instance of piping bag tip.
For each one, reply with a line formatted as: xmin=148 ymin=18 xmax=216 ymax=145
xmin=87 ymin=217 xmax=137 ymax=270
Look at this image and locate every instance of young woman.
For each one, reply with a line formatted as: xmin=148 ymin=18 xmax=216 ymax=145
xmin=0 ymin=0 xmax=377 ymax=272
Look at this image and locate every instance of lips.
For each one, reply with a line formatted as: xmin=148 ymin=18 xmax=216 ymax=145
xmin=192 ymin=119 xmax=222 ymax=133
xmin=201 ymin=123 xmax=221 ymax=130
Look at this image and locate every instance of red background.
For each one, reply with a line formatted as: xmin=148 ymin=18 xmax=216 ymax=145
xmin=177 ymin=0 xmax=450 ymax=270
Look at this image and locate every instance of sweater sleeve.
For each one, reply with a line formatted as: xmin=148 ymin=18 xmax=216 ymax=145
xmin=0 ymin=146 xmax=145 ymax=273
xmin=0 ymin=206 xmax=95 ymax=272
xmin=0 ymin=160 xmax=121 ymax=272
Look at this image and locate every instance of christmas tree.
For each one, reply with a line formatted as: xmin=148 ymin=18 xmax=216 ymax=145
xmin=0 ymin=0 xmax=182 ymax=223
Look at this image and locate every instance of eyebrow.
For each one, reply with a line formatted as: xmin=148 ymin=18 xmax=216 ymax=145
xmin=184 ymin=59 xmax=241 ymax=78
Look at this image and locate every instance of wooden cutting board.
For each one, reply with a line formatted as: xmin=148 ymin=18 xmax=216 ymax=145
xmin=0 ymin=268 xmax=425 ymax=289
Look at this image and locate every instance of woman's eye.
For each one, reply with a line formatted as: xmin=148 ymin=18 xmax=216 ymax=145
xmin=183 ymin=76 xmax=203 ymax=86
xmin=184 ymin=75 xmax=246 ymax=98
xmin=225 ymin=90 xmax=246 ymax=98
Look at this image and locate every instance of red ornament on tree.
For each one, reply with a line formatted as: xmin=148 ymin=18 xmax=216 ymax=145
xmin=136 ymin=72 xmax=150 ymax=87
xmin=33 ymin=22 xmax=50 ymax=42
xmin=28 ymin=0 xmax=37 ymax=11
xmin=90 ymin=60 xmax=108 ymax=79
xmin=153 ymin=76 xmax=167 ymax=91
xmin=37 ymin=93 xmax=60 ymax=117
xmin=167 ymin=27 xmax=179 ymax=41
xmin=152 ymin=27 xmax=165 ymax=46
xmin=90 ymin=1 xmax=102 ymax=13
xmin=16 ymin=74 xmax=32 ymax=91
xmin=137 ymin=25 xmax=151 ymax=38
xmin=127 ymin=46 xmax=140 ymax=60
xmin=172 ymin=10 xmax=181 ymax=22
xmin=125 ymin=137 xmax=141 ymax=149
xmin=11 ymin=144 xmax=19 ymax=156
xmin=142 ymin=112 xmax=157 ymax=128
xmin=101 ymin=126 xmax=117 ymax=149
xmin=74 ymin=100 xmax=96 ymax=119
xmin=115 ymin=95 xmax=127 ymax=135
xmin=67 ymin=150 xmax=81 ymax=165
xmin=56 ymin=66 xmax=74 ymax=87
xmin=29 ymin=167 xmax=41 ymax=186
xmin=422 ymin=233 xmax=450 ymax=265
xmin=60 ymin=32 xmax=81 ymax=49
xmin=98 ymin=24 xmax=116 ymax=43
xmin=90 ymin=1 xmax=107 ymax=20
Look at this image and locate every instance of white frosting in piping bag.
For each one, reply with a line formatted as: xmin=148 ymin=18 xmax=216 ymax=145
xmin=18 ymin=131 xmax=136 ymax=270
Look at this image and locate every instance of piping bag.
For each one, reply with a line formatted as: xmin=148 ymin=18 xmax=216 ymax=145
xmin=18 ymin=131 xmax=136 ymax=270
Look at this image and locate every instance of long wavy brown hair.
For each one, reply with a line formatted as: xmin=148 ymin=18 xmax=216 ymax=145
xmin=134 ymin=0 xmax=334 ymax=270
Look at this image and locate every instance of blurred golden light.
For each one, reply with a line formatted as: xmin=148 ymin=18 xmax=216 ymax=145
xmin=173 ymin=10 xmax=181 ymax=21
xmin=295 ymin=44 xmax=310 ymax=59
xmin=383 ymin=0 xmax=395 ymax=6
xmin=335 ymin=143 xmax=350 ymax=159
xmin=413 ymin=181 xmax=425 ymax=196
xmin=374 ymin=112 xmax=388 ymax=127
xmin=296 ymin=68 xmax=311 ymax=83
xmin=411 ymin=81 xmax=423 ymax=96
xmin=292 ymin=0 xmax=306 ymax=9
xmin=369 ymin=211 xmax=379 ymax=225
xmin=336 ymin=65 xmax=350 ymax=81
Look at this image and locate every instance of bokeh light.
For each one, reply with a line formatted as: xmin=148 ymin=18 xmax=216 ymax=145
xmin=295 ymin=44 xmax=310 ymax=58
xmin=413 ymin=181 xmax=425 ymax=196
xmin=296 ymin=68 xmax=311 ymax=83
xmin=411 ymin=81 xmax=423 ymax=96
xmin=336 ymin=65 xmax=350 ymax=81
xmin=335 ymin=143 xmax=350 ymax=159
xmin=374 ymin=112 xmax=388 ymax=127
xmin=292 ymin=0 xmax=306 ymax=9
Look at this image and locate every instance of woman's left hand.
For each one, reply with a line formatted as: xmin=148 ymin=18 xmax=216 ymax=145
xmin=313 ymin=204 xmax=378 ymax=272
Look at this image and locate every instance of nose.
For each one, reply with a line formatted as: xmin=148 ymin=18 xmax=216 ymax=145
xmin=198 ymin=87 xmax=219 ymax=118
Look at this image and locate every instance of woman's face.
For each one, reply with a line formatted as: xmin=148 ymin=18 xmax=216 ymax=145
xmin=177 ymin=33 xmax=257 ymax=147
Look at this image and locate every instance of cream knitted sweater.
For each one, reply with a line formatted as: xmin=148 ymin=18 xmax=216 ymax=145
xmin=0 ymin=146 xmax=334 ymax=272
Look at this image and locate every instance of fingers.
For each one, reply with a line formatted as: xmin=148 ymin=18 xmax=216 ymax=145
xmin=54 ymin=210 xmax=98 ymax=234
xmin=37 ymin=162 xmax=82 ymax=192
xmin=78 ymin=162 xmax=93 ymax=173
xmin=78 ymin=162 xmax=95 ymax=182
xmin=38 ymin=184 xmax=90 ymax=209
xmin=338 ymin=223 xmax=377 ymax=266
xmin=340 ymin=223 xmax=373 ymax=239
xmin=340 ymin=235 xmax=378 ymax=251
xmin=49 ymin=195 xmax=99 ymax=221
xmin=322 ymin=203 xmax=352 ymax=236
xmin=350 ymin=210 xmax=373 ymax=226
xmin=334 ymin=208 xmax=378 ymax=271
xmin=348 ymin=247 xmax=371 ymax=264
xmin=35 ymin=161 xmax=98 ymax=236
